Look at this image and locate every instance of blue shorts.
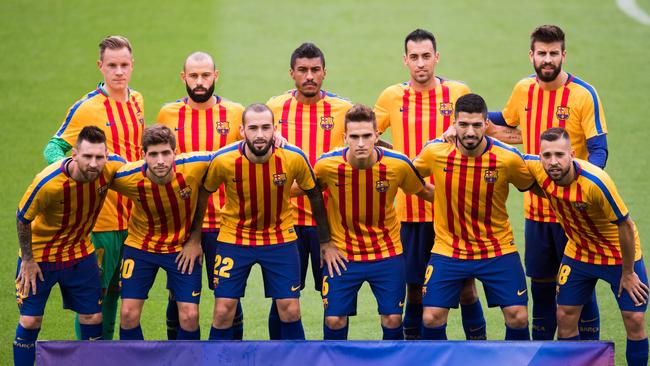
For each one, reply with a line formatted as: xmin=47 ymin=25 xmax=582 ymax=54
xmin=423 ymin=252 xmax=528 ymax=308
xmin=15 ymin=253 xmax=102 ymax=316
xmin=557 ymin=256 xmax=649 ymax=312
xmin=296 ymin=225 xmax=322 ymax=291
xmin=524 ymin=220 xmax=567 ymax=278
xmin=401 ymin=222 xmax=434 ymax=285
xmin=213 ymin=241 xmax=301 ymax=299
xmin=322 ymin=255 xmax=405 ymax=317
xmin=120 ymin=246 xmax=202 ymax=304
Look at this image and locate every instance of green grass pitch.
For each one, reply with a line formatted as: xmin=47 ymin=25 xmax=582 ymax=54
xmin=1 ymin=1 xmax=649 ymax=365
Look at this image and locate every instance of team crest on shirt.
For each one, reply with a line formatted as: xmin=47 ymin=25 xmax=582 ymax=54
xmin=136 ymin=111 xmax=145 ymax=125
xmin=320 ymin=116 xmax=335 ymax=130
xmin=216 ymin=121 xmax=230 ymax=136
xmin=273 ymin=173 xmax=287 ymax=186
xmin=322 ymin=298 xmax=329 ymax=309
xmin=484 ymin=169 xmax=499 ymax=183
xmin=572 ymin=201 xmax=588 ymax=211
xmin=439 ymin=102 xmax=454 ymax=117
xmin=556 ymin=106 xmax=570 ymax=120
xmin=213 ymin=277 xmax=219 ymax=288
xmin=96 ymin=185 xmax=109 ymax=196
xmin=375 ymin=180 xmax=390 ymax=192
xmin=179 ymin=186 xmax=192 ymax=200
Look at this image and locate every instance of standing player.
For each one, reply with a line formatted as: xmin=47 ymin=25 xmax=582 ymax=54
xmin=43 ymin=35 xmax=144 ymax=340
xmin=486 ymin=25 xmax=608 ymax=340
xmin=373 ymin=29 xmax=485 ymax=340
xmin=157 ymin=51 xmax=246 ymax=340
xmin=112 ymin=125 xmax=209 ymax=340
xmin=414 ymin=94 xmax=534 ymax=341
xmin=14 ymin=127 xmax=124 ymax=366
xmin=204 ymin=103 xmax=329 ymax=340
xmin=526 ymin=127 xmax=647 ymax=366
xmin=315 ymin=104 xmax=434 ymax=340
xmin=266 ymin=42 xmax=352 ymax=338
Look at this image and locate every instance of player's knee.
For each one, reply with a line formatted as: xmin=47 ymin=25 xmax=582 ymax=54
xmin=381 ymin=314 xmax=402 ymax=328
xmin=276 ymin=299 xmax=301 ymax=322
xmin=503 ymin=306 xmax=528 ymax=328
xmin=459 ymin=280 xmax=478 ymax=305
xmin=622 ymin=311 xmax=647 ymax=339
xmin=178 ymin=303 xmax=199 ymax=328
xmin=19 ymin=316 xmax=43 ymax=330
xmin=78 ymin=312 xmax=103 ymax=325
xmin=120 ymin=303 xmax=142 ymax=327
xmin=213 ymin=299 xmax=237 ymax=318
xmin=422 ymin=307 xmax=447 ymax=328
xmin=325 ymin=316 xmax=348 ymax=330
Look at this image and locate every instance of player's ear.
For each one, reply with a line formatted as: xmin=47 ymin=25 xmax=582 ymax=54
xmin=240 ymin=124 xmax=245 ymax=139
xmin=289 ymin=67 xmax=295 ymax=80
xmin=434 ymin=51 xmax=440 ymax=64
xmin=214 ymin=69 xmax=220 ymax=83
xmin=180 ymin=71 xmax=186 ymax=82
xmin=97 ymin=59 xmax=102 ymax=69
xmin=322 ymin=67 xmax=327 ymax=79
xmin=528 ymin=49 xmax=534 ymax=63
xmin=402 ymin=53 xmax=408 ymax=66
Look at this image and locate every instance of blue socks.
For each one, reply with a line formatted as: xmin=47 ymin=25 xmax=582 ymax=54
xmin=280 ymin=319 xmax=305 ymax=340
xmin=505 ymin=324 xmax=530 ymax=340
xmin=461 ymin=300 xmax=487 ymax=340
xmin=531 ymin=281 xmax=557 ymax=340
xmin=578 ymin=292 xmax=600 ymax=340
xmin=13 ymin=324 xmax=40 ymax=366
xmin=403 ymin=302 xmax=423 ymax=340
xmin=79 ymin=323 xmax=103 ymax=340
xmin=324 ymin=323 xmax=349 ymax=340
xmin=421 ymin=323 xmax=447 ymax=340
xmin=382 ymin=324 xmax=404 ymax=340
xmin=166 ymin=296 xmax=179 ymax=340
xmin=209 ymin=326 xmax=234 ymax=340
xmin=626 ymin=338 xmax=649 ymax=366
xmin=177 ymin=327 xmax=200 ymax=340
xmin=233 ymin=301 xmax=244 ymax=340
xmin=120 ymin=324 xmax=144 ymax=340
xmin=268 ymin=301 xmax=281 ymax=340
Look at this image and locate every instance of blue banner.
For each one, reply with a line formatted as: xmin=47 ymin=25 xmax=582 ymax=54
xmin=37 ymin=340 xmax=614 ymax=366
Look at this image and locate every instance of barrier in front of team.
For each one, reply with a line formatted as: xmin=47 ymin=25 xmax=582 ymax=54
xmin=37 ymin=340 xmax=615 ymax=366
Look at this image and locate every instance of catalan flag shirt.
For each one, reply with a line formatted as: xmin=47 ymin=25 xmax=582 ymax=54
xmin=16 ymin=156 xmax=125 ymax=263
xmin=315 ymin=147 xmax=425 ymax=261
xmin=204 ymin=142 xmax=317 ymax=246
xmin=54 ymin=83 xmax=145 ymax=232
xmin=111 ymin=152 xmax=212 ymax=254
xmin=157 ymin=95 xmax=244 ymax=231
xmin=413 ymin=137 xmax=535 ymax=259
xmin=525 ymin=157 xmax=640 ymax=265
xmin=374 ymin=78 xmax=471 ymax=223
xmin=502 ymin=74 xmax=607 ymax=223
xmin=267 ymin=90 xmax=351 ymax=227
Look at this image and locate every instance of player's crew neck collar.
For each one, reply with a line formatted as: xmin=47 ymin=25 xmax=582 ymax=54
xmin=342 ymin=146 xmax=383 ymax=168
xmin=97 ymin=82 xmax=131 ymax=99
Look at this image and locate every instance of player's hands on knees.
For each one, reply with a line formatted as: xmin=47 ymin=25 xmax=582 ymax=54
xmin=17 ymin=259 xmax=43 ymax=296
xmin=441 ymin=125 xmax=457 ymax=144
xmin=618 ymin=271 xmax=649 ymax=306
xmin=273 ymin=132 xmax=287 ymax=148
xmin=320 ymin=242 xmax=348 ymax=277
xmin=176 ymin=240 xmax=203 ymax=275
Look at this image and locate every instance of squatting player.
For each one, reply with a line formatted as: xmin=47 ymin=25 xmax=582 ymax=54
xmin=44 ymin=35 xmax=144 ymax=340
xmin=373 ymin=29 xmax=485 ymax=340
xmin=157 ymin=51 xmax=246 ymax=340
xmin=204 ymin=103 xmax=330 ymax=340
xmin=315 ymin=104 xmax=434 ymax=340
xmin=112 ymin=125 xmax=209 ymax=340
xmin=414 ymin=94 xmax=534 ymax=340
xmin=266 ymin=42 xmax=352 ymax=338
xmin=525 ymin=127 xmax=647 ymax=366
xmin=14 ymin=127 xmax=124 ymax=365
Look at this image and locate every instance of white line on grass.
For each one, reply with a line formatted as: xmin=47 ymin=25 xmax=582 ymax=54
xmin=616 ymin=0 xmax=650 ymax=25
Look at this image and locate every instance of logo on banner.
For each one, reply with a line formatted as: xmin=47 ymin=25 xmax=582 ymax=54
xmin=216 ymin=121 xmax=230 ymax=136
xmin=439 ymin=102 xmax=454 ymax=117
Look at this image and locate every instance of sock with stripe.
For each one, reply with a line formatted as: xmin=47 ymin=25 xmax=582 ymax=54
xmin=79 ymin=323 xmax=103 ymax=340
xmin=421 ymin=323 xmax=447 ymax=340
xmin=461 ymin=300 xmax=487 ymax=340
xmin=13 ymin=324 xmax=40 ymax=366
xmin=626 ymin=338 xmax=649 ymax=366
xmin=268 ymin=301 xmax=281 ymax=340
xmin=531 ymin=281 xmax=557 ymax=340
xmin=166 ymin=297 xmax=179 ymax=340
xmin=120 ymin=324 xmax=144 ymax=340
xmin=177 ymin=327 xmax=201 ymax=340
xmin=209 ymin=326 xmax=234 ymax=340
xmin=403 ymin=302 xmax=423 ymax=340
xmin=505 ymin=324 xmax=530 ymax=340
xmin=233 ymin=301 xmax=244 ymax=340
xmin=578 ymin=292 xmax=600 ymax=340
xmin=382 ymin=324 xmax=404 ymax=340
xmin=280 ymin=319 xmax=305 ymax=340
xmin=323 ymin=323 xmax=349 ymax=340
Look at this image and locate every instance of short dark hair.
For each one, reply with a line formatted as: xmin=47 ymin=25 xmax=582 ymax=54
xmin=345 ymin=104 xmax=376 ymax=130
xmin=76 ymin=126 xmax=106 ymax=148
xmin=242 ymin=103 xmax=274 ymax=125
xmin=142 ymin=125 xmax=176 ymax=153
xmin=540 ymin=127 xmax=570 ymax=143
xmin=404 ymin=29 xmax=437 ymax=53
xmin=530 ymin=25 xmax=565 ymax=51
xmin=290 ymin=42 xmax=325 ymax=69
xmin=99 ymin=35 xmax=132 ymax=60
xmin=454 ymin=93 xmax=488 ymax=119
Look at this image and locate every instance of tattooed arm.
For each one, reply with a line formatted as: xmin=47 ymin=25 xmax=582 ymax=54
xmin=16 ymin=219 xmax=43 ymax=296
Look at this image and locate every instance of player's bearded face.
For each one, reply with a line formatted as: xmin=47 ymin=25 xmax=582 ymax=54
xmin=291 ymin=58 xmax=325 ymax=99
xmin=531 ymin=42 xmax=565 ymax=83
xmin=73 ymin=141 xmax=108 ymax=182
xmin=455 ymin=112 xmax=486 ymax=151
xmin=242 ymin=111 xmax=275 ymax=157
xmin=540 ymin=139 xmax=574 ymax=183
xmin=186 ymin=81 xmax=215 ymax=103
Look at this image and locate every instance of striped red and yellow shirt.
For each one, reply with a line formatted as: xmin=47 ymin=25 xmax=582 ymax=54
xmin=157 ymin=95 xmax=244 ymax=231
xmin=111 ymin=152 xmax=212 ymax=254
xmin=525 ymin=156 xmax=640 ymax=265
xmin=54 ymin=83 xmax=145 ymax=232
xmin=204 ymin=142 xmax=317 ymax=245
xmin=314 ymin=147 xmax=425 ymax=261
xmin=17 ymin=156 xmax=125 ymax=263
xmin=413 ymin=137 xmax=535 ymax=259
xmin=267 ymin=90 xmax=351 ymax=226
xmin=374 ymin=78 xmax=471 ymax=223
xmin=502 ymin=74 xmax=607 ymax=222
